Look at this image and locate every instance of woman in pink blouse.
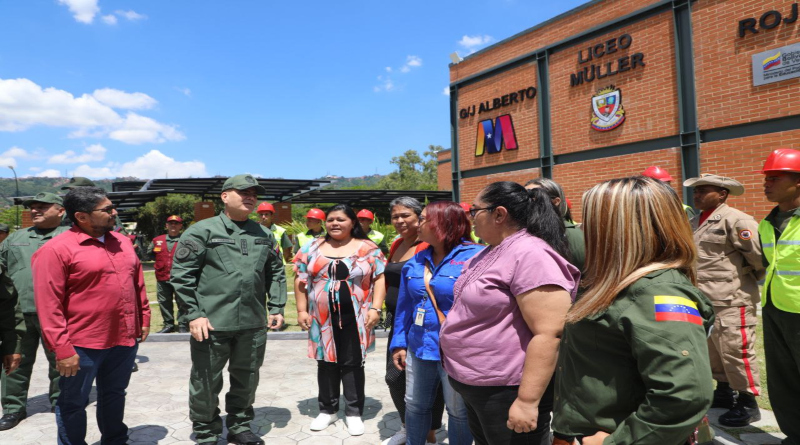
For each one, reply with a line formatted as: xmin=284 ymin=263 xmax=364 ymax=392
xmin=439 ymin=181 xmax=580 ymax=445
xmin=294 ymin=204 xmax=387 ymax=437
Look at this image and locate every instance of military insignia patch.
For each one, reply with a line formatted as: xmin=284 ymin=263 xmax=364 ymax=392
xmin=739 ymin=230 xmax=752 ymax=240
xmin=175 ymin=247 xmax=191 ymax=260
xmin=591 ymin=85 xmax=626 ymax=132
xmin=654 ymin=295 xmax=703 ymax=326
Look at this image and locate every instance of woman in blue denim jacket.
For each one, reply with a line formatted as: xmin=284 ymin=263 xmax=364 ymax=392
xmin=390 ymin=201 xmax=484 ymax=445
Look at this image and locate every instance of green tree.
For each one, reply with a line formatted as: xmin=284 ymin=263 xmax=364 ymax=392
xmin=377 ymin=145 xmax=440 ymax=191
xmin=134 ymin=194 xmax=201 ymax=241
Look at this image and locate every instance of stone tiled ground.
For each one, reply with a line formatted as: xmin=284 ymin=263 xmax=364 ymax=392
xmin=0 ymin=337 xmax=449 ymax=444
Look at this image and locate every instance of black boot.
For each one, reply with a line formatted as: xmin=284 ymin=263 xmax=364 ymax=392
xmin=227 ymin=430 xmax=265 ymax=445
xmin=719 ymin=391 xmax=761 ymax=427
xmin=711 ymin=381 xmax=736 ymax=409
xmin=0 ymin=412 xmax=26 ymax=430
xmin=157 ymin=325 xmax=174 ymax=334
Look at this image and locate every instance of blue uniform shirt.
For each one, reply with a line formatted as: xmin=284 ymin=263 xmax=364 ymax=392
xmin=390 ymin=242 xmax=484 ymax=361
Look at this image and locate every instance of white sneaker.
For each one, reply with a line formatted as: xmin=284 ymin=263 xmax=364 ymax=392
xmin=381 ymin=425 xmax=407 ymax=445
xmin=309 ymin=413 xmax=337 ymax=431
xmin=345 ymin=416 xmax=364 ymax=436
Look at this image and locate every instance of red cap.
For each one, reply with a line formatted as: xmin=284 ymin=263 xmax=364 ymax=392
xmin=257 ymin=202 xmax=275 ymax=214
xmin=356 ymin=209 xmax=374 ymax=220
xmin=642 ymin=166 xmax=674 ymax=182
xmin=306 ymin=208 xmax=325 ymax=220
xmin=459 ymin=202 xmax=471 ymax=213
xmin=761 ymin=148 xmax=800 ymax=173
xmin=565 ymin=198 xmax=573 ymax=209
xmin=166 ymin=215 xmax=183 ymax=223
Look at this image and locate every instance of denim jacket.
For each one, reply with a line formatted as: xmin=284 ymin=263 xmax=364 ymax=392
xmin=389 ymin=242 xmax=484 ymax=361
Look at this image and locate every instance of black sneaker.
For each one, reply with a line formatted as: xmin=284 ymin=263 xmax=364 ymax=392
xmin=157 ymin=326 xmax=174 ymax=334
xmin=719 ymin=392 xmax=761 ymax=427
xmin=0 ymin=412 xmax=26 ymax=431
xmin=711 ymin=382 xmax=736 ymax=409
xmin=178 ymin=326 xmax=189 ymax=333
xmin=227 ymin=430 xmax=265 ymax=445
xmin=132 ymin=362 xmax=139 ymax=372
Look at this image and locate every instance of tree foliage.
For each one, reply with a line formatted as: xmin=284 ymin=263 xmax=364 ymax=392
xmin=134 ymin=194 xmax=203 ymax=241
xmin=376 ymin=145 xmax=440 ymax=191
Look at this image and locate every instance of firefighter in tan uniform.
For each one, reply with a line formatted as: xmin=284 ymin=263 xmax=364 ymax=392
xmin=684 ymin=174 xmax=765 ymax=427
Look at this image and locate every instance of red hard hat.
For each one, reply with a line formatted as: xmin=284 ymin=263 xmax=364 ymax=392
xmin=642 ymin=166 xmax=674 ymax=182
xmin=306 ymin=208 xmax=325 ymax=220
xmin=166 ymin=215 xmax=183 ymax=223
xmin=257 ymin=202 xmax=275 ymax=214
xmin=565 ymin=198 xmax=573 ymax=209
xmin=459 ymin=202 xmax=471 ymax=213
xmin=761 ymin=148 xmax=800 ymax=173
xmin=356 ymin=209 xmax=374 ymax=220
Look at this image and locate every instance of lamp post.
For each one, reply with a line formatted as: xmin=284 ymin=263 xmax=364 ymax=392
xmin=8 ymin=166 xmax=19 ymax=229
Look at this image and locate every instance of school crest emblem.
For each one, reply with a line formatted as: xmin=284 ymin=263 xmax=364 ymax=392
xmin=591 ymin=85 xmax=625 ymax=132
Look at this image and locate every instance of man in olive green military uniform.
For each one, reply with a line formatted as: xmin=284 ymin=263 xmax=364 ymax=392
xmin=0 ymin=193 xmax=69 ymax=430
xmin=0 ymin=262 xmax=22 ymax=378
xmin=0 ymin=224 xmax=9 ymax=244
xmin=171 ymin=174 xmax=286 ymax=445
xmin=684 ymin=174 xmax=765 ymax=427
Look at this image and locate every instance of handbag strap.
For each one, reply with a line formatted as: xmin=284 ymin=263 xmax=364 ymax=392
xmin=424 ymin=262 xmax=446 ymax=324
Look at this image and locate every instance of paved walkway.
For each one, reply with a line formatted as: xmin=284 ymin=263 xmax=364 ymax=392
xmin=0 ymin=337 xmax=443 ymax=445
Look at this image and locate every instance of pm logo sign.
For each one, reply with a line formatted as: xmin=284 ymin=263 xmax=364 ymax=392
xmin=475 ymin=114 xmax=518 ymax=157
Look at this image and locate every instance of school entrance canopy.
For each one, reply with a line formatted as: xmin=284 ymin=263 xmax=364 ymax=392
xmin=277 ymin=189 xmax=453 ymax=207
xmin=12 ymin=190 xmax=173 ymax=223
xmin=112 ymin=177 xmax=332 ymax=202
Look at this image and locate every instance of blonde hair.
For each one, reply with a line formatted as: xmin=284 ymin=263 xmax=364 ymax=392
xmin=566 ymin=176 xmax=697 ymax=323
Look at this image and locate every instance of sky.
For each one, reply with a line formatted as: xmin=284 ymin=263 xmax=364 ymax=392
xmin=0 ymin=0 xmax=587 ymax=181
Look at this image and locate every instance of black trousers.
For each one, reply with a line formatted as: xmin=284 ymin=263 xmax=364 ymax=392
xmin=449 ymin=376 xmax=554 ymax=445
xmin=317 ymin=320 xmax=365 ymax=416
xmin=385 ymin=327 xmax=445 ymax=429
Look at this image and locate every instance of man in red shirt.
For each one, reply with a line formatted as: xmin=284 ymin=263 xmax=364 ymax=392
xmin=32 ymin=187 xmax=150 ymax=445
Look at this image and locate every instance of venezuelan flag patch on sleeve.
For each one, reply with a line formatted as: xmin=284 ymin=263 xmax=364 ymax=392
xmin=654 ymin=295 xmax=703 ymax=326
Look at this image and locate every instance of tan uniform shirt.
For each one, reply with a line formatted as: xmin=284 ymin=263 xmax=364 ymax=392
xmin=691 ymin=203 xmax=764 ymax=307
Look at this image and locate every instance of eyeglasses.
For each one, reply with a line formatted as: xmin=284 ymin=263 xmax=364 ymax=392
xmin=92 ymin=204 xmax=117 ymax=214
xmin=469 ymin=206 xmax=497 ymax=218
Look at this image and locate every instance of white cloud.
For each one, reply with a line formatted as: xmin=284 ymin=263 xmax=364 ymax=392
xmin=73 ymin=150 xmax=207 ymax=179
xmin=373 ymin=76 xmax=395 ymax=93
xmin=0 ymin=156 xmax=16 ymax=169
xmin=0 ymin=78 xmax=184 ymax=144
xmin=443 ymin=86 xmax=450 ymax=96
xmin=400 ymin=55 xmax=422 ymax=73
xmin=36 ymin=169 xmax=62 ymax=178
xmin=101 ymin=14 xmax=117 ymax=25
xmin=115 ymin=10 xmax=147 ymax=21
xmin=48 ymin=144 xmax=107 ymax=164
xmin=458 ymin=35 xmax=494 ymax=53
xmin=92 ymin=88 xmax=157 ymax=110
xmin=175 ymin=87 xmax=192 ymax=97
xmin=29 ymin=167 xmax=41 ymax=172
xmin=58 ymin=0 xmax=100 ymax=24
xmin=2 ymin=147 xmax=31 ymax=158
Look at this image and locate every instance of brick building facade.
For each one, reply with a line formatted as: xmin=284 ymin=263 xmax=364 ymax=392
xmin=439 ymin=0 xmax=800 ymax=222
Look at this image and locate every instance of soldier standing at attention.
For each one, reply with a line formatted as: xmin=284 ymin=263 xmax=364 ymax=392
xmin=148 ymin=215 xmax=187 ymax=334
xmin=0 ymin=193 xmax=69 ymax=430
xmin=171 ymin=174 xmax=287 ymax=445
xmin=684 ymin=174 xmax=764 ymax=426
xmin=758 ymin=148 xmax=800 ymax=445
xmin=256 ymin=202 xmax=293 ymax=263
xmin=357 ymin=209 xmax=389 ymax=255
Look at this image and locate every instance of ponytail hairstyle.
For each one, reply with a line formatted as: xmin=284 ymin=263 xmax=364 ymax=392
xmin=325 ymin=204 xmax=370 ymax=241
xmin=525 ymin=177 xmax=573 ymax=222
xmin=479 ymin=181 xmax=571 ymax=261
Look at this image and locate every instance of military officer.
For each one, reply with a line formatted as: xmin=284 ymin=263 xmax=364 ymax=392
xmin=642 ymin=165 xmax=696 ymax=219
xmin=758 ymin=148 xmax=800 ymax=445
xmin=0 ymin=193 xmax=69 ymax=430
xmin=148 ymin=215 xmax=186 ymax=333
xmin=171 ymin=174 xmax=287 ymax=445
xmin=256 ymin=202 xmax=293 ymax=263
xmin=684 ymin=174 xmax=764 ymax=426
xmin=0 ymin=224 xmax=9 ymax=244
xmin=356 ymin=209 xmax=389 ymax=254
xmin=294 ymin=208 xmax=326 ymax=253
xmin=0 ymin=278 xmax=22 ymax=377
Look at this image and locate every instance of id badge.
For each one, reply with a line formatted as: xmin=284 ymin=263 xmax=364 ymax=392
xmin=414 ymin=308 xmax=426 ymax=326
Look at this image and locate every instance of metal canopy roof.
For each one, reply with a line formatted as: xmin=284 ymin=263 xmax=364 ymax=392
xmin=13 ymin=190 xmax=172 ymax=222
xmin=279 ymin=189 xmax=453 ymax=206
xmin=118 ymin=177 xmax=332 ymax=201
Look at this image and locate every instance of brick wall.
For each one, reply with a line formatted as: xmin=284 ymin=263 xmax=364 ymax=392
xmin=459 ymin=168 xmax=541 ymax=205
xmin=450 ymin=0 xmax=661 ymax=83
xmin=694 ymin=0 xmax=800 ymax=130
xmin=437 ymin=149 xmax=452 ymax=191
xmin=549 ymin=11 xmax=678 ymax=154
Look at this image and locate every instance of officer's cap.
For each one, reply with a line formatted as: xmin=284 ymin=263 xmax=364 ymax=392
xmin=61 ymin=177 xmax=96 ymax=189
xmin=222 ymin=174 xmax=266 ymax=194
xmin=22 ymin=192 xmax=64 ymax=208
xmin=683 ymin=174 xmax=745 ymax=196
xmin=0 ymin=223 xmax=8 ymax=233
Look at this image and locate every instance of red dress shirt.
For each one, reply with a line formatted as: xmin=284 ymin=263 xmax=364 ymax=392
xmin=32 ymin=227 xmax=150 ymax=360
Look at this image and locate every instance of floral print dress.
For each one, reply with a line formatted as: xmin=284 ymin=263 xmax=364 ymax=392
xmin=294 ymin=238 xmax=386 ymax=363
